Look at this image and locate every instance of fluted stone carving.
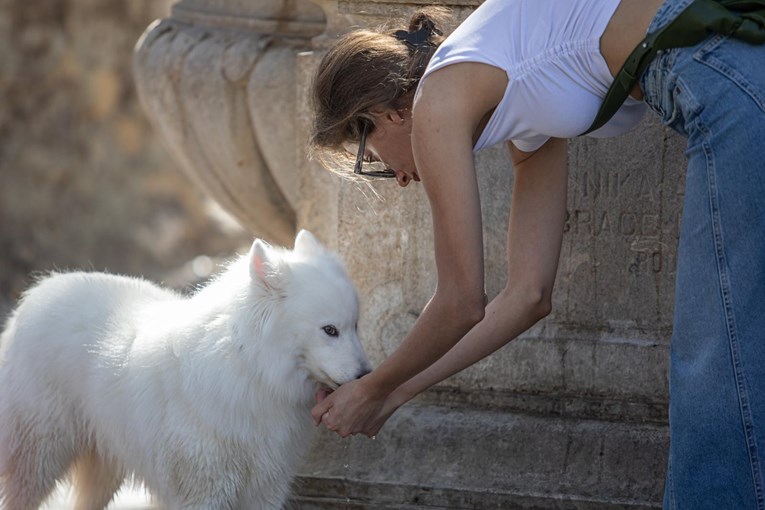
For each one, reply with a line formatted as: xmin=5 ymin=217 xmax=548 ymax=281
xmin=133 ymin=0 xmax=327 ymax=245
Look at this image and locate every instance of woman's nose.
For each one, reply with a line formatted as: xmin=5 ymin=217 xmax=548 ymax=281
xmin=395 ymin=171 xmax=410 ymax=187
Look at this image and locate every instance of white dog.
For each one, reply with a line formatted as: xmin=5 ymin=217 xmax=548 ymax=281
xmin=0 ymin=230 xmax=370 ymax=510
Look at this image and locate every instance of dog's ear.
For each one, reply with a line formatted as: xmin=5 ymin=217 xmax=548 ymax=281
xmin=248 ymin=239 xmax=283 ymax=290
xmin=294 ymin=229 xmax=325 ymax=257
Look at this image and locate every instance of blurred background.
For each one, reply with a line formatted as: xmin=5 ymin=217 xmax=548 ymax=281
xmin=0 ymin=0 xmax=251 ymax=319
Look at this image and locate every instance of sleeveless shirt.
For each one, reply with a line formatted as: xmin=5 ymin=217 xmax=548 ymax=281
xmin=419 ymin=0 xmax=648 ymax=153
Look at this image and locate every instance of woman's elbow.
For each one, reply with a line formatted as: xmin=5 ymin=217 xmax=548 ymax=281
xmin=532 ymin=295 xmax=553 ymax=321
xmin=513 ymin=285 xmax=553 ymax=323
xmin=442 ymin=293 xmax=485 ymax=331
xmin=463 ymin=299 xmax=487 ymax=327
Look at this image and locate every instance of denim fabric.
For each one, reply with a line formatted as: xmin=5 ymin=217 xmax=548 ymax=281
xmin=640 ymin=0 xmax=765 ymax=508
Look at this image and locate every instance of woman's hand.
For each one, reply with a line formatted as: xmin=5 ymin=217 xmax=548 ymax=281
xmin=311 ymin=375 xmax=400 ymax=438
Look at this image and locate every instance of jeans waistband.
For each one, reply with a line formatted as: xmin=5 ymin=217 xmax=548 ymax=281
xmin=648 ymin=0 xmax=697 ymax=33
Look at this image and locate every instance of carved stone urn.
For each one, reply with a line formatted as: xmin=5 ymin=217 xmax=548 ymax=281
xmin=133 ymin=0 xmax=328 ymax=245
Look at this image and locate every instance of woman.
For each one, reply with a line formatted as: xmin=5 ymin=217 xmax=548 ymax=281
xmin=310 ymin=0 xmax=765 ymax=507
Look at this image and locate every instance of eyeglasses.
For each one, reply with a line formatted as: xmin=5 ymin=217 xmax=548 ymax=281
xmin=354 ymin=121 xmax=396 ymax=179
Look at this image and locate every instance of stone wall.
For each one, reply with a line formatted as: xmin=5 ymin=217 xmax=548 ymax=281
xmin=310 ymin=0 xmax=684 ymax=411
xmin=0 ymin=0 xmax=250 ymax=319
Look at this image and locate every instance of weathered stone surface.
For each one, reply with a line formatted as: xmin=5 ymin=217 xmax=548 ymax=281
xmin=284 ymin=2 xmax=685 ymax=503
xmin=294 ymin=403 xmax=668 ymax=509
xmin=320 ymin=118 xmax=682 ymax=405
xmin=555 ymin=118 xmax=686 ymax=337
xmin=289 ymin=46 xmax=678 ymax=508
xmin=295 ymin=51 xmax=342 ymax=249
xmin=172 ymin=0 xmax=325 ymax=36
xmin=338 ymin=0 xmax=477 ymax=28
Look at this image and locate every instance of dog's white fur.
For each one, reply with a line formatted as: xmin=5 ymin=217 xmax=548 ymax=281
xmin=0 ymin=230 xmax=370 ymax=510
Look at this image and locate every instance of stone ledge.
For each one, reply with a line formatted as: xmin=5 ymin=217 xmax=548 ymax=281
xmin=338 ymin=0 xmax=478 ymax=24
xmin=171 ymin=3 xmax=325 ymax=37
xmin=291 ymin=477 xmax=661 ymax=510
xmin=296 ymin=404 xmax=667 ymax=509
xmin=392 ymin=334 xmax=669 ymax=415
xmin=417 ymin=387 xmax=668 ymax=425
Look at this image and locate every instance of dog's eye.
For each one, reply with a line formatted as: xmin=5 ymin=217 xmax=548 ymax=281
xmin=322 ymin=325 xmax=339 ymax=337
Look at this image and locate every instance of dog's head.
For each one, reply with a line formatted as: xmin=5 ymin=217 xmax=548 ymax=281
xmin=247 ymin=230 xmax=371 ymax=393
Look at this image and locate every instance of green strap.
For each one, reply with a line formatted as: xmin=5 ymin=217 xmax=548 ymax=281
xmin=582 ymin=0 xmax=765 ymax=136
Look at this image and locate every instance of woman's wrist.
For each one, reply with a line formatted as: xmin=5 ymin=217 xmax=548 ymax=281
xmin=361 ymin=368 xmax=397 ymax=401
xmin=390 ymin=381 xmax=418 ymax=408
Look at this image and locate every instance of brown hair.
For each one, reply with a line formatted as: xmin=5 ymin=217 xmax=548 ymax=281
xmin=310 ymin=7 xmax=451 ymax=171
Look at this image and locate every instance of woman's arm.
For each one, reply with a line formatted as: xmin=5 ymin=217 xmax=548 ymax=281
xmin=370 ymin=138 xmax=569 ymax=432
xmin=311 ymin=64 xmax=495 ymax=436
xmin=364 ymin=64 xmax=506 ymax=393
xmin=311 ymin=64 xmax=566 ymax=437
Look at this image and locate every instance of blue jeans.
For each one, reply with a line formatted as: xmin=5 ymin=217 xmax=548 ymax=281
xmin=640 ymin=0 xmax=765 ymax=508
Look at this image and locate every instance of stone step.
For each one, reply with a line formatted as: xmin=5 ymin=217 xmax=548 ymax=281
xmin=292 ymin=402 xmax=668 ymax=509
xmin=408 ymin=329 xmax=670 ymax=424
xmin=290 ymin=478 xmax=661 ymax=510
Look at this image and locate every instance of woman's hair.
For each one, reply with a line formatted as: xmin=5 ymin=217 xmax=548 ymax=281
xmin=310 ymin=7 xmax=451 ymax=171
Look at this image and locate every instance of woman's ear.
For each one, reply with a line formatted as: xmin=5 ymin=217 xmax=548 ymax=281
xmin=369 ymin=105 xmax=407 ymax=126
xmin=388 ymin=108 xmax=409 ymax=125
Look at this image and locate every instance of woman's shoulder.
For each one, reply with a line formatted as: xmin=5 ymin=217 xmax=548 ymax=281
xmin=414 ymin=62 xmax=508 ymax=133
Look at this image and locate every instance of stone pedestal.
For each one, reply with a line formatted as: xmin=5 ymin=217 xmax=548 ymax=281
xmin=294 ymin=123 xmax=678 ymax=509
xmin=135 ymin=0 xmax=682 ymax=507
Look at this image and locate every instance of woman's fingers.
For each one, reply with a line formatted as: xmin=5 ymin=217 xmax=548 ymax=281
xmin=315 ymin=387 xmax=333 ymax=403
xmin=322 ymin=410 xmax=335 ymax=430
xmin=312 ymin=378 xmax=392 ymax=437
xmin=311 ymin=394 xmax=334 ymax=425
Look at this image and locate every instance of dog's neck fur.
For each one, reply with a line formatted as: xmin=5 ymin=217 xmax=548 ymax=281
xmin=157 ymin=257 xmax=314 ymax=419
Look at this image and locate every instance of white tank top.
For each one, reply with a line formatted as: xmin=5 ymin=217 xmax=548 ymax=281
xmin=419 ymin=0 xmax=647 ymax=153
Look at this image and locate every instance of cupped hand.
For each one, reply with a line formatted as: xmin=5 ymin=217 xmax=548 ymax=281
xmin=311 ymin=375 xmax=397 ymax=438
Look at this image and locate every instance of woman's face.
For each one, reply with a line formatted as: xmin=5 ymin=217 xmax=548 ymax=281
xmin=364 ymin=108 xmax=420 ymax=187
